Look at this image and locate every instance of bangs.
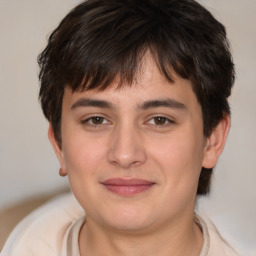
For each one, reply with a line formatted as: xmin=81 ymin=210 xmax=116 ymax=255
xmin=56 ymin=37 xmax=191 ymax=94
xmin=66 ymin=43 xmax=189 ymax=93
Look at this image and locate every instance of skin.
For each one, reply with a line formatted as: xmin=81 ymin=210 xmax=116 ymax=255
xmin=49 ymin=56 xmax=230 ymax=256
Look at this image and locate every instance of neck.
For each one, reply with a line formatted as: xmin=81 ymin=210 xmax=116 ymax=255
xmin=79 ymin=213 xmax=203 ymax=256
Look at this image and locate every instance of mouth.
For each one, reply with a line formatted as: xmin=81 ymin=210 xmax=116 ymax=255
xmin=100 ymin=178 xmax=156 ymax=196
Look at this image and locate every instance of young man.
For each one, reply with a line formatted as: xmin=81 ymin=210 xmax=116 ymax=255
xmin=1 ymin=0 xmax=239 ymax=255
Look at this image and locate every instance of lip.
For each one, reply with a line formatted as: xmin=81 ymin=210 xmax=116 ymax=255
xmin=100 ymin=178 xmax=155 ymax=196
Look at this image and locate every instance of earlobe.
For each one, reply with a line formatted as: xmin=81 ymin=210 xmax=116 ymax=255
xmin=202 ymin=115 xmax=230 ymax=169
xmin=48 ymin=124 xmax=67 ymax=176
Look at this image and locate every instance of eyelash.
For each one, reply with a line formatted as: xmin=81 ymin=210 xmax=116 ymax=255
xmin=146 ymin=116 xmax=175 ymax=127
xmin=81 ymin=116 xmax=111 ymax=127
xmin=81 ymin=115 xmax=174 ymax=128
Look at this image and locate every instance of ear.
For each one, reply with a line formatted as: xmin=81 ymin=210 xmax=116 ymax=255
xmin=48 ymin=123 xmax=67 ymax=176
xmin=202 ymin=115 xmax=230 ymax=169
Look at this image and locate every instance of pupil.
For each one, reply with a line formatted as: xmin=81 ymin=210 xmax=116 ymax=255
xmin=154 ymin=117 xmax=166 ymax=125
xmin=92 ymin=117 xmax=103 ymax=124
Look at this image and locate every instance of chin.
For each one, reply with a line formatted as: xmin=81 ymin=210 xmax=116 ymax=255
xmin=100 ymin=205 xmax=158 ymax=233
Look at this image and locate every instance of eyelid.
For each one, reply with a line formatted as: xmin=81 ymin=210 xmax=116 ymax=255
xmin=145 ymin=115 xmax=175 ymax=126
xmin=81 ymin=114 xmax=112 ymax=126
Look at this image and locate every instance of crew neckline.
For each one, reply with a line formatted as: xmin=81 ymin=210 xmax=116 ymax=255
xmin=65 ymin=214 xmax=210 ymax=256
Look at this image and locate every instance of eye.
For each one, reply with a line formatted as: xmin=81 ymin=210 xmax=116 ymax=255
xmin=153 ymin=117 xmax=167 ymax=125
xmin=81 ymin=116 xmax=110 ymax=126
xmin=147 ymin=116 xmax=174 ymax=126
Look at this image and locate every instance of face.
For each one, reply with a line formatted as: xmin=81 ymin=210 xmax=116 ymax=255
xmin=49 ymin=57 xmax=227 ymax=234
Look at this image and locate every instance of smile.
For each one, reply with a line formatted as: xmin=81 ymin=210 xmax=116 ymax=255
xmin=101 ymin=178 xmax=155 ymax=196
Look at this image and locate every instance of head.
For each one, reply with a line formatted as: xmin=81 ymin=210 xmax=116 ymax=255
xmin=38 ymin=0 xmax=234 ymax=195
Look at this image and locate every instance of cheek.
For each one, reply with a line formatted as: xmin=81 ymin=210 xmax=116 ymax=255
xmin=61 ymin=131 xmax=108 ymax=210
xmin=148 ymin=131 xmax=205 ymax=187
xmin=62 ymin=130 xmax=106 ymax=175
xmin=142 ymin=131 xmax=205 ymax=216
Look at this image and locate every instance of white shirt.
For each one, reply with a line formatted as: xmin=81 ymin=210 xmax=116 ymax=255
xmin=1 ymin=193 xmax=240 ymax=256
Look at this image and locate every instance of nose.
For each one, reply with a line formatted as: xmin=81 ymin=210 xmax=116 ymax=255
xmin=107 ymin=123 xmax=147 ymax=169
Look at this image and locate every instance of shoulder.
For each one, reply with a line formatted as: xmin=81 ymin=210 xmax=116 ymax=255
xmin=197 ymin=214 xmax=240 ymax=256
xmin=1 ymin=193 xmax=84 ymax=256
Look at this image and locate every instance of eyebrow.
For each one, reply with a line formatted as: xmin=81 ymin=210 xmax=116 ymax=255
xmin=71 ymin=98 xmax=113 ymax=109
xmin=71 ymin=97 xmax=187 ymax=111
xmin=138 ymin=99 xmax=187 ymax=111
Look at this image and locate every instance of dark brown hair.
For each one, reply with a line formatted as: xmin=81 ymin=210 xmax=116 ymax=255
xmin=38 ymin=0 xmax=235 ymax=195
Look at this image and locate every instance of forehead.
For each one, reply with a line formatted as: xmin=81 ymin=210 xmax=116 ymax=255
xmin=68 ymin=51 xmax=192 ymax=94
xmin=67 ymin=54 xmax=194 ymax=100
xmin=62 ymin=57 xmax=200 ymax=116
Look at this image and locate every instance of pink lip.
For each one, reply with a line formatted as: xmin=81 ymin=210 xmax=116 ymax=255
xmin=101 ymin=178 xmax=155 ymax=196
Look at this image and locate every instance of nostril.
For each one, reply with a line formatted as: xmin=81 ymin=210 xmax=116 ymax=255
xmin=107 ymin=145 xmax=147 ymax=168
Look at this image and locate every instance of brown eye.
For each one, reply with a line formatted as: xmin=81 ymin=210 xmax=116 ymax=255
xmin=146 ymin=116 xmax=174 ymax=127
xmin=153 ymin=116 xmax=168 ymax=125
xmin=81 ymin=116 xmax=110 ymax=126
xmin=91 ymin=116 xmax=104 ymax=124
